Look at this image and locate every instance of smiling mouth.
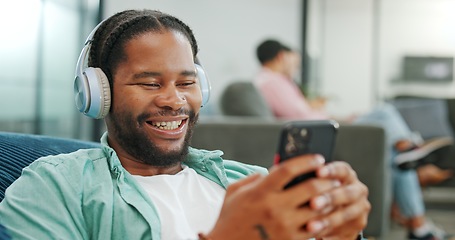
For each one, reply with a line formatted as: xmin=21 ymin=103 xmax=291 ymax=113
xmin=148 ymin=119 xmax=184 ymax=130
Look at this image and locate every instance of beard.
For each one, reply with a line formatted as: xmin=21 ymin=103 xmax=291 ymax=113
xmin=108 ymin=108 xmax=199 ymax=167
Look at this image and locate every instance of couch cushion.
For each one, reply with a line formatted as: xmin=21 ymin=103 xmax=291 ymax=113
xmin=220 ymin=81 xmax=274 ymax=118
xmin=391 ymin=98 xmax=454 ymax=139
xmin=0 ymin=132 xmax=101 ymax=201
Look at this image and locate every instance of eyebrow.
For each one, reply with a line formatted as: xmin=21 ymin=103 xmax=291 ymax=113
xmin=133 ymin=70 xmax=197 ymax=79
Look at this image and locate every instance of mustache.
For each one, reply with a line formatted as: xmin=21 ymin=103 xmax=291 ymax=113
xmin=137 ymin=109 xmax=192 ymax=122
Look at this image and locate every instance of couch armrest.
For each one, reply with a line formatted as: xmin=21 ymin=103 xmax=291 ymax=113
xmin=334 ymin=124 xmax=390 ymax=238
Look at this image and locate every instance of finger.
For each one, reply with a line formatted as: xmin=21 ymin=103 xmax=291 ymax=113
xmin=315 ymin=213 xmax=369 ymax=240
xmin=286 ymin=178 xmax=341 ymax=208
xmin=320 ymin=218 xmax=367 ymax=240
xmin=265 ymin=154 xmax=325 ymax=190
xmin=317 ymin=161 xmax=357 ymax=183
xmin=307 ymin=197 xmax=371 ymax=235
xmin=310 ymin=181 xmax=368 ymax=210
xmin=270 ymin=206 xmax=321 ymax=239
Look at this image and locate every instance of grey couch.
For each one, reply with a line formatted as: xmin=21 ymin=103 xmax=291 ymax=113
xmin=190 ymin=81 xmax=391 ymax=238
xmin=0 ymin=126 xmax=387 ymax=238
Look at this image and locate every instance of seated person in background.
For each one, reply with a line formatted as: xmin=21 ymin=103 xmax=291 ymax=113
xmin=254 ymin=40 xmax=328 ymax=120
xmin=0 ymin=10 xmax=370 ymax=240
xmin=253 ymin=39 xmax=454 ymax=240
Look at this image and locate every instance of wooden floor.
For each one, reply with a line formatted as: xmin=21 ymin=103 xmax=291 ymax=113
xmin=368 ymin=187 xmax=455 ymax=240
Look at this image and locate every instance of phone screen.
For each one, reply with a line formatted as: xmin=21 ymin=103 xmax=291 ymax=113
xmin=275 ymin=120 xmax=339 ymax=189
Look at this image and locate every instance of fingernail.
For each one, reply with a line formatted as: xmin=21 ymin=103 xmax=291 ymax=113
xmin=315 ymin=155 xmax=325 ymax=165
xmin=309 ymin=220 xmax=325 ymax=233
xmin=313 ymin=195 xmax=328 ymax=209
xmin=333 ymin=180 xmax=341 ymax=187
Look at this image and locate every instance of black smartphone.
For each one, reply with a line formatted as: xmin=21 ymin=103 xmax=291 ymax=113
xmin=275 ymin=120 xmax=339 ymax=189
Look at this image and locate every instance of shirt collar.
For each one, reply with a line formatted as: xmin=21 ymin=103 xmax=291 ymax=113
xmin=99 ymin=131 xmax=225 ymax=177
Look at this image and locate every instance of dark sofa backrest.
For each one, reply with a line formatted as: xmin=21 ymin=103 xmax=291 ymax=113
xmin=0 ymin=132 xmax=101 ymax=201
xmin=391 ymin=97 xmax=454 ymax=139
xmin=220 ymin=81 xmax=275 ymax=119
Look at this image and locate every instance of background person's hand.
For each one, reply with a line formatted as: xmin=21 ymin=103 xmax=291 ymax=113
xmin=309 ymin=97 xmax=327 ymax=110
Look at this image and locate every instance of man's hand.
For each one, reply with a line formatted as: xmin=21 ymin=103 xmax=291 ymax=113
xmin=308 ymin=161 xmax=371 ymax=240
xmin=206 ymin=154 xmax=369 ymax=240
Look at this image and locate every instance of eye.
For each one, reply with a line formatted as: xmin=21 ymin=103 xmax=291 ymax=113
xmin=140 ymin=83 xmax=160 ymax=88
xmin=177 ymin=80 xmax=197 ymax=87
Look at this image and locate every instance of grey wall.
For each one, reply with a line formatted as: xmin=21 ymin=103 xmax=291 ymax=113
xmin=103 ymin=0 xmax=455 ymax=118
xmin=309 ymin=0 xmax=455 ymax=118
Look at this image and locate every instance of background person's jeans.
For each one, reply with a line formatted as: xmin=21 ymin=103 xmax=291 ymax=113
xmin=355 ymin=103 xmax=425 ymax=217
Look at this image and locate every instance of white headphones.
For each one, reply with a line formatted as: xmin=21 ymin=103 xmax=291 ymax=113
xmin=74 ymin=20 xmax=211 ymax=119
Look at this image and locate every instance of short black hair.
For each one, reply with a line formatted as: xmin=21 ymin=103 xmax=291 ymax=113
xmin=88 ymin=9 xmax=199 ymax=86
xmin=256 ymin=39 xmax=291 ymax=64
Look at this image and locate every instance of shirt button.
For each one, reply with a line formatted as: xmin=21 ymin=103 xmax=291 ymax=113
xmin=201 ymin=166 xmax=208 ymax=172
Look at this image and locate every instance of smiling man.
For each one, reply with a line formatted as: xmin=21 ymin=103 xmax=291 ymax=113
xmin=105 ymin=30 xmax=201 ymax=174
xmin=0 ymin=10 xmax=370 ymax=240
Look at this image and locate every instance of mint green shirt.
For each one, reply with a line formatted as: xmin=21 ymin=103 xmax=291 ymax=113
xmin=0 ymin=133 xmax=267 ymax=240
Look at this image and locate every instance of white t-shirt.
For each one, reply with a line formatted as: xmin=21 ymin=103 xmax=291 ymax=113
xmin=133 ymin=165 xmax=226 ymax=240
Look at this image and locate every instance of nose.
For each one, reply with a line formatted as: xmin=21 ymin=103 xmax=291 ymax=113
xmin=154 ymin=86 xmax=186 ymax=110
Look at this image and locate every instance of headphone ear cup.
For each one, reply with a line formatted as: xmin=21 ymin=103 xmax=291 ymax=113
xmin=94 ymin=68 xmax=111 ymax=118
xmin=79 ymin=67 xmax=111 ymax=119
xmin=74 ymin=70 xmax=91 ymax=115
xmin=195 ymin=64 xmax=211 ymax=107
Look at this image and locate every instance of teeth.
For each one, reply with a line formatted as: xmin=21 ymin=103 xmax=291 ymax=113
xmin=152 ymin=120 xmax=183 ymax=130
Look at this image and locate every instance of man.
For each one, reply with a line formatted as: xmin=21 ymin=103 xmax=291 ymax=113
xmin=253 ymin=39 xmax=453 ymax=240
xmin=254 ymin=39 xmax=328 ymax=120
xmin=0 ymin=10 xmax=369 ymax=239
